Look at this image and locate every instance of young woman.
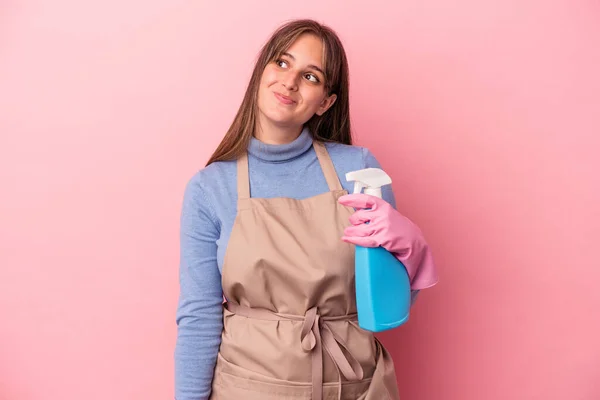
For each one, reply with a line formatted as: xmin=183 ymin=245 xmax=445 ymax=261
xmin=175 ymin=19 xmax=438 ymax=400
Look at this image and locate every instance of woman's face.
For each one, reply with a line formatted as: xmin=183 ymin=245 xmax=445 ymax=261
xmin=256 ymin=33 xmax=337 ymax=132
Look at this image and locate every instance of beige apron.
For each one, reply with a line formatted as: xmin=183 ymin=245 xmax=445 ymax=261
xmin=210 ymin=141 xmax=401 ymax=400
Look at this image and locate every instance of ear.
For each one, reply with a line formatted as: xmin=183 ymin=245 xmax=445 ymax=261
xmin=315 ymin=93 xmax=337 ymax=116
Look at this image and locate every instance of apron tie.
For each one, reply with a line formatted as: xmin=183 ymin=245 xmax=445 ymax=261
xmin=226 ymin=302 xmax=364 ymax=400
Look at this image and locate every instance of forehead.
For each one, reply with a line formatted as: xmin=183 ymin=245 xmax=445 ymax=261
xmin=281 ymin=33 xmax=324 ymax=67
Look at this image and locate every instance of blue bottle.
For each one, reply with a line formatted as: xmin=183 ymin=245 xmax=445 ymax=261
xmin=345 ymin=168 xmax=412 ymax=332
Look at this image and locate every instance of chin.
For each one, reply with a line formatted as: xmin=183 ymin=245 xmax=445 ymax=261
xmin=259 ymin=107 xmax=298 ymax=127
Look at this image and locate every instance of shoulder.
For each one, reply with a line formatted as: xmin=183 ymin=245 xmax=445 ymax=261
xmin=181 ymin=159 xmax=237 ymax=221
xmin=184 ymin=159 xmax=236 ymax=195
xmin=323 ymin=141 xmax=382 ymax=172
xmin=323 ymin=141 xmax=396 ymax=208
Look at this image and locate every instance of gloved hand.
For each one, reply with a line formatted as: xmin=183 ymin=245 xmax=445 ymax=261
xmin=338 ymin=193 xmax=438 ymax=290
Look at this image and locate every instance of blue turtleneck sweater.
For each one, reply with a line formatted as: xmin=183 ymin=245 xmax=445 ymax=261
xmin=174 ymin=127 xmax=398 ymax=400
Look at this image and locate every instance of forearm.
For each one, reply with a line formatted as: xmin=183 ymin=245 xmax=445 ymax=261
xmin=175 ymin=296 xmax=222 ymax=400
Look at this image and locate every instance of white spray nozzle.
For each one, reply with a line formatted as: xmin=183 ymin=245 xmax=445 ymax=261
xmin=345 ymin=168 xmax=392 ymax=199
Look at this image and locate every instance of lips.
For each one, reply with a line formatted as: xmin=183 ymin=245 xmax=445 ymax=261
xmin=274 ymin=92 xmax=295 ymax=105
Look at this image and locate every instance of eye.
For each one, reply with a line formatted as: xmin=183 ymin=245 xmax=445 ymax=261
xmin=275 ymin=59 xmax=288 ymax=68
xmin=304 ymin=73 xmax=320 ymax=83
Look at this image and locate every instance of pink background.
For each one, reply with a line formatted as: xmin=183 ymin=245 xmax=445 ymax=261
xmin=1 ymin=1 xmax=599 ymax=399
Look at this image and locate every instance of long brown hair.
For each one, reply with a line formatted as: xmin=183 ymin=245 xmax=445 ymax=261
xmin=206 ymin=19 xmax=352 ymax=166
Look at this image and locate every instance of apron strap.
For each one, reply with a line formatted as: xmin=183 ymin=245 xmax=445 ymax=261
xmin=313 ymin=141 xmax=344 ymax=192
xmin=236 ymin=152 xmax=250 ymax=201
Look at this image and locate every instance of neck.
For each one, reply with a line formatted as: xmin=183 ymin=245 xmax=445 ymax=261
xmin=247 ymin=125 xmax=313 ymax=163
xmin=255 ymin=115 xmax=303 ymax=145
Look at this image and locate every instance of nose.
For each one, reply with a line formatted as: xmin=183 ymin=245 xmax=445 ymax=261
xmin=281 ymin=70 xmax=299 ymax=91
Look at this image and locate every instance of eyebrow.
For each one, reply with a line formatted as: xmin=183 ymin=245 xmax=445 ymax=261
xmin=282 ymin=52 xmax=325 ymax=76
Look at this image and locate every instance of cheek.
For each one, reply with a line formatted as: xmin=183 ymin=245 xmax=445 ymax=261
xmin=260 ymin=67 xmax=278 ymax=87
xmin=302 ymin=88 xmax=326 ymax=109
xmin=258 ymin=71 xmax=275 ymax=105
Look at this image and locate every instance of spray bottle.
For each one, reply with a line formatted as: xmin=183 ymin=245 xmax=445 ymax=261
xmin=345 ymin=168 xmax=412 ymax=332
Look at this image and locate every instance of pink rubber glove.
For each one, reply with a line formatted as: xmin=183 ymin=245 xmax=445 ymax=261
xmin=338 ymin=193 xmax=438 ymax=290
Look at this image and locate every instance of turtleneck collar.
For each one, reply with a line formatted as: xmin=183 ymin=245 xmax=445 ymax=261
xmin=247 ymin=126 xmax=313 ymax=163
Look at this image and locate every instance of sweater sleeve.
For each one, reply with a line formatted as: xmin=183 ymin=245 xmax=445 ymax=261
xmin=174 ymin=175 xmax=223 ymax=400
xmin=363 ymin=148 xmax=421 ymax=303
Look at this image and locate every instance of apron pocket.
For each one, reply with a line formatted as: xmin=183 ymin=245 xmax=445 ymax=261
xmin=211 ymin=353 xmax=373 ymax=400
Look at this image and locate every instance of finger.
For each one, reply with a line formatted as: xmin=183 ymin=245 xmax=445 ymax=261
xmin=343 ymin=224 xmax=376 ymax=237
xmin=338 ymin=193 xmax=381 ymax=210
xmin=341 ymin=236 xmax=378 ymax=248
xmin=349 ymin=210 xmax=372 ymax=226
